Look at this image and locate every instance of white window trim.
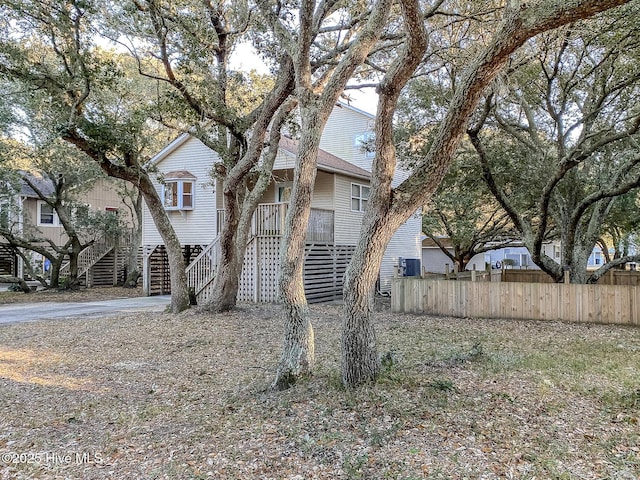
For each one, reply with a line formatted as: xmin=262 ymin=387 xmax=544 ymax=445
xmin=162 ymin=179 xmax=195 ymax=211
xmin=351 ymin=182 xmax=370 ymax=213
xmin=37 ymin=200 xmax=59 ymax=227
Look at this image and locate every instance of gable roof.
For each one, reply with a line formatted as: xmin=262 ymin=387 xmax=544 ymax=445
xmin=19 ymin=173 xmax=56 ymax=199
xmin=149 ymin=133 xmax=193 ymax=165
xmin=150 ymin=132 xmax=371 ymax=181
xmin=278 ymin=136 xmax=370 ymax=180
xmin=334 ymin=100 xmax=375 ymax=120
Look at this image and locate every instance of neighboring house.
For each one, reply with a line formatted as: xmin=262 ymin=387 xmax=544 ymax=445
xmin=142 ymin=102 xmax=422 ymax=303
xmin=0 ymin=173 xmax=136 ymax=286
xmin=421 ymin=236 xmax=606 ymax=273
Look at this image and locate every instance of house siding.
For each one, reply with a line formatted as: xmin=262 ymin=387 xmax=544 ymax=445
xmin=22 ymin=198 xmax=38 ymax=228
xmin=215 ymin=178 xmax=223 ymax=208
xmin=321 ymin=104 xmax=423 ymax=293
xmin=272 ymin=150 xmax=296 ymax=171
xmin=422 ymin=247 xmax=454 ymax=274
xmin=311 ymin=171 xmax=334 ymax=211
xmin=143 ymin=136 xmax=218 ymax=246
xmin=259 ymin=169 xmax=334 ymax=210
xmin=23 ymin=195 xmax=67 ymax=245
xmin=320 ymin=104 xmax=411 ymax=188
xmin=21 ymin=177 xmax=133 ymax=246
xmin=380 ymin=214 xmax=422 ymax=293
xmin=263 ymin=167 xmax=294 ymax=203
xmin=320 ymin=104 xmax=374 ymax=172
xmin=143 ymin=104 xmax=424 ymax=300
xmin=334 ymin=174 xmax=366 ymax=245
xmin=86 ymin=178 xmax=135 ymax=225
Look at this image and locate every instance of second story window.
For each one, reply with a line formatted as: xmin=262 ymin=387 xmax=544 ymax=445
xmin=162 ymin=171 xmax=196 ymax=211
xmin=354 ymin=131 xmax=375 ymax=158
xmin=38 ymin=201 xmax=59 ymax=226
xmin=351 ymin=183 xmax=370 ymax=212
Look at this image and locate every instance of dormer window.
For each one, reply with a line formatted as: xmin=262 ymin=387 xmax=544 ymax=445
xmin=162 ymin=171 xmax=196 ymax=210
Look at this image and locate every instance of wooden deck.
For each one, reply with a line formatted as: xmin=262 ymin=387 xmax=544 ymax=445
xmin=216 ymin=203 xmax=335 ymax=243
xmin=147 ymin=203 xmax=352 ymax=303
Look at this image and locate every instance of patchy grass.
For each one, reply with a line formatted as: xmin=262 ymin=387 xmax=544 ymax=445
xmin=0 ymin=302 xmax=638 ymax=479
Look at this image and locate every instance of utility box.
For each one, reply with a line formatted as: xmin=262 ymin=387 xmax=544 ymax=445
xmin=404 ymin=258 xmax=421 ymax=277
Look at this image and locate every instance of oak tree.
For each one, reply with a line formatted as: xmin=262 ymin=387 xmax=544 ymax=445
xmin=469 ymin=7 xmax=640 ymax=283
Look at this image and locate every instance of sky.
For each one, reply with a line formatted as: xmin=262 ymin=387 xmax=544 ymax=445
xmin=230 ymin=43 xmax=379 ymax=115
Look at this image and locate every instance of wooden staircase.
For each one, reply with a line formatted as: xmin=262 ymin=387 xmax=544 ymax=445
xmin=185 ymin=235 xmax=221 ymax=302
xmin=183 ymin=205 xmax=336 ymax=304
xmin=60 ymin=238 xmax=114 ymax=280
xmin=59 ymin=231 xmax=137 ymax=285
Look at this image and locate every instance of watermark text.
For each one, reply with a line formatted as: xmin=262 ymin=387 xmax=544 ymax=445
xmin=1 ymin=451 xmax=104 ymax=466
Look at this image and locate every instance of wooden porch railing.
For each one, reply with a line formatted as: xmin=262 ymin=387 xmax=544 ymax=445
xmin=306 ymin=207 xmax=334 ymax=243
xmin=216 ymin=203 xmax=334 ymax=243
xmin=59 ymin=229 xmax=137 ymax=280
xmin=185 ymin=235 xmax=221 ymax=295
xmin=59 ymin=238 xmax=114 ymax=279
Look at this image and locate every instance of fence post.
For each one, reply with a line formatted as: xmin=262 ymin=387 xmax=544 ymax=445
xmin=391 ymin=278 xmax=404 ymax=313
xmin=142 ymin=246 xmax=153 ymax=296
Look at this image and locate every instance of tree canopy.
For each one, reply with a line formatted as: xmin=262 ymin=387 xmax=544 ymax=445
xmin=468 ymin=5 xmax=640 ymax=282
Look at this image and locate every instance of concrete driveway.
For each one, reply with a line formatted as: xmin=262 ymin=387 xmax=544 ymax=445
xmin=0 ymin=295 xmax=171 ymax=325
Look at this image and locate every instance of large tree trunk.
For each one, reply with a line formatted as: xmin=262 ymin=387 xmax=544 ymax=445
xmin=63 ymin=238 xmax=83 ymax=289
xmin=62 ymin=133 xmax=191 ymax=313
xmin=206 ymin=199 xmax=245 ymax=312
xmin=138 ymin=176 xmax=190 ymax=313
xmin=47 ymin=256 xmax=64 ymax=289
xmin=341 ymin=0 xmax=629 ymax=388
xmin=124 ymin=190 xmax=143 ymax=288
xmin=204 ymin=99 xmax=296 ymax=312
xmin=342 ymin=224 xmax=394 ymax=387
xmin=271 ymin=0 xmax=394 ymax=391
xmin=342 ymin=0 xmax=427 ymax=388
xmin=272 ymin=104 xmax=323 ymax=390
xmin=206 ymin=176 xmax=270 ymax=311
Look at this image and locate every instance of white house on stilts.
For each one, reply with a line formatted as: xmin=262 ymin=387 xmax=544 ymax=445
xmin=141 ymin=103 xmax=422 ymax=303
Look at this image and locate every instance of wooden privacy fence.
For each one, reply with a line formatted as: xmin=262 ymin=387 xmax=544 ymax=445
xmin=391 ymin=278 xmax=640 ymax=326
xmin=502 ymin=269 xmax=640 ymax=286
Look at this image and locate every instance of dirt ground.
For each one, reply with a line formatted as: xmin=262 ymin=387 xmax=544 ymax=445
xmin=0 ymin=293 xmax=638 ymax=479
xmin=0 ymin=286 xmax=145 ymax=305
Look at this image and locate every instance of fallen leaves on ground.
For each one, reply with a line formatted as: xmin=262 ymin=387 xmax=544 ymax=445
xmin=0 ymin=300 xmax=638 ymax=479
xmin=0 ymin=287 xmax=144 ymax=305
